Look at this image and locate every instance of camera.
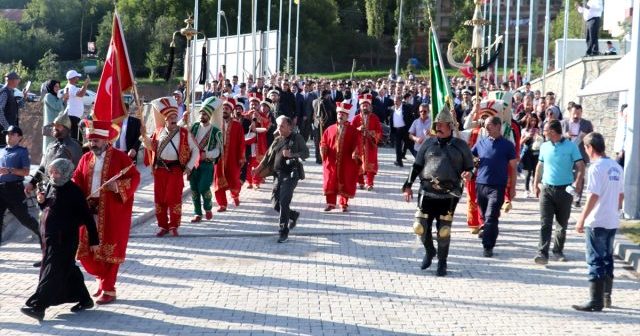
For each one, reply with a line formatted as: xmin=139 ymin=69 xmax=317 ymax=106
xmin=252 ymin=118 xmax=257 ymax=122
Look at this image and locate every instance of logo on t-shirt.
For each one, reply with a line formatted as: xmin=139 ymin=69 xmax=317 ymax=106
xmin=608 ymin=167 xmax=622 ymax=181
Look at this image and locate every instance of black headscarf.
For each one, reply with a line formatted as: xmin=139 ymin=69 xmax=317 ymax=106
xmin=45 ymin=80 xmax=60 ymax=97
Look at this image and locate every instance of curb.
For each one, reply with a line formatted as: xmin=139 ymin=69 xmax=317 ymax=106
xmin=614 ymin=233 xmax=640 ymax=273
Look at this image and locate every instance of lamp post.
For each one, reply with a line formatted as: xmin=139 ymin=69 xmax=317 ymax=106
xmin=395 ymin=0 xmax=404 ymax=76
xmin=170 ymin=15 xmax=205 ymax=115
xmin=220 ymin=10 xmax=230 ymax=78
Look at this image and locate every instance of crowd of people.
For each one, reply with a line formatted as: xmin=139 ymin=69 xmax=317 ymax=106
xmin=0 ymin=65 xmax=627 ymax=320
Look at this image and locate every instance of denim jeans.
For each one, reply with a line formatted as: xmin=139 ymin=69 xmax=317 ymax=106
xmin=585 ymin=227 xmax=617 ymax=281
xmin=538 ymin=184 xmax=573 ymax=256
xmin=476 ymin=184 xmax=505 ymax=250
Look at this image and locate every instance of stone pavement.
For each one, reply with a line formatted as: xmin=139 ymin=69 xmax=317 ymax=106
xmin=1 ymin=146 xmax=639 ymax=336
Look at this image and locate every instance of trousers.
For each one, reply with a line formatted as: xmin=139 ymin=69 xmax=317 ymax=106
xmin=272 ymin=170 xmax=299 ymax=233
xmin=154 ymin=166 xmax=184 ymax=229
xmin=476 ymin=183 xmax=506 ymax=250
xmin=189 ymin=161 xmax=214 ymax=216
xmin=0 ymin=181 xmax=41 ymax=246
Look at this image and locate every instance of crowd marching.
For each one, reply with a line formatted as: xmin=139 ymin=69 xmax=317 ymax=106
xmin=0 ymin=66 xmax=626 ymax=320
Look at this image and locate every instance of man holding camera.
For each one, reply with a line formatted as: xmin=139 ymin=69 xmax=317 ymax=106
xmin=253 ymin=116 xmax=309 ymax=243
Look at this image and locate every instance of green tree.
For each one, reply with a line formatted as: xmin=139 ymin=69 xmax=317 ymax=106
xmin=34 ymin=50 xmax=61 ymax=83
xmin=145 ymin=16 xmax=181 ymax=81
xmin=365 ymin=0 xmax=385 ymax=39
xmin=0 ymin=0 xmax=28 ymax=9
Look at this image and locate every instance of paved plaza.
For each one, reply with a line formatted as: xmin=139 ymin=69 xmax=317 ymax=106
xmin=1 ymin=147 xmax=639 ymax=335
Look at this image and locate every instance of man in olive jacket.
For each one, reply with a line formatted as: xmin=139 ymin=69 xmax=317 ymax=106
xmin=253 ymin=116 xmax=309 ymax=243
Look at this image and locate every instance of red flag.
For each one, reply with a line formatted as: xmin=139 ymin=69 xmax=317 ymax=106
xmin=93 ymin=11 xmax=134 ymax=124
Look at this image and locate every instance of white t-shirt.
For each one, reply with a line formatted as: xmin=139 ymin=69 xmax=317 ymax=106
xmin=64 ymin=83 xmax=84 ymax=118
xmin=585 ymin=157 xmax=623 ymax=229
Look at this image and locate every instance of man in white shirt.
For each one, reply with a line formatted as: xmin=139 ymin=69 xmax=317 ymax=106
xmin=63 ymin=70 xmax=90 ymax=142
xmin=142 ymin=97 xmax=199 ymax=237
xmin=576 ymin=0 xmax=603 ymax=56
xmin=573 ymin=132 xmax=623 ymax=312
xmin=408 ymin=103 xmax=433 ymax=153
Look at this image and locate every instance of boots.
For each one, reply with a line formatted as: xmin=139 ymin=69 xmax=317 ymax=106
xmin=420 ymin=230 xmax=436 ymax=270
xmin=435 ymin=231 xmax=450 ymax=276
xmin=572 ymin=279 xmax=604 ymax=312
xmin=604 ymin=276 xmax=613 ymax=308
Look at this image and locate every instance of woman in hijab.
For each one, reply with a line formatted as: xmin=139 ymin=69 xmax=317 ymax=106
xmin=42 ymin=79 xmax=65 ymax=151
xmin=20 ymin=158 xmax=99 ymax=321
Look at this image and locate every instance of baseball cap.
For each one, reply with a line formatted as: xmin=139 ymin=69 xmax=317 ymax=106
xmin=5 ymin=71 xmax=20 ymax=80
xmin=66 ymin=70 xmax=82 ymax=80
xmin=2 ymin=125 xmax=23 ymax=136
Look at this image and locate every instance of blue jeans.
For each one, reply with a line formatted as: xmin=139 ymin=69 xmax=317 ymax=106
xmin=476 ymin=183 xmax=505 ymax=250
xmin=585 ymin=227 xmax=616 ymax=281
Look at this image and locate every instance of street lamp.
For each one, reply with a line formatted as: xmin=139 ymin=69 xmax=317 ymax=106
xmin=219 ymin=10 xmax=230 ymax=78
xmin=169 ymin=15 xmax=206 ymax=115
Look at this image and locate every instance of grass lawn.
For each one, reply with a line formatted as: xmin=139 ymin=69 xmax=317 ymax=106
xmin=620 ymin=220 xmax=640 ymax=245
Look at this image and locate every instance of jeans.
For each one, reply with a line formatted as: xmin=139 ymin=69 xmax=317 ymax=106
xmin=476 ymin=184 xmax=505 ymax=250
xmin=585 ymin=227 xmax=616 ymax=281
xmin=271 ymin=170 xmax=299 ymax=233
xmin=538 ymin=184 xmax=573 ymax=256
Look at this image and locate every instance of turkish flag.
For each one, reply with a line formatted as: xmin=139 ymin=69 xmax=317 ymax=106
xmin=93 ymin=12 xmax=134 ymax=124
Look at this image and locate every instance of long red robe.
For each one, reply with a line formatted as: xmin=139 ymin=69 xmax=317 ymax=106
xmin=351 ymin=113 xmax=383 ymax=184
xmin=214 ymin=119 xmax=246 ymax=205
xmin=246 ymin=110 xmax=271 ymax=186
xmin=320 ymin=122 xmax=361 ymax=199
xmin=73 ymin=146 xmax=140 ymax=291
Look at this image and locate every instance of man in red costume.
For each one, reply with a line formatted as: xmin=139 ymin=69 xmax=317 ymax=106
xmin=73 ymin=120 xmax=140 ymax=305
xmin=214 ymin=97 xmax=246 ymax=211
xmin=142 ymin=97 xmax=199 ymax=237
xmin=320 ymin=102 xmax=361 ymax=212
xmin=245 ymin=93 xmax=271 ymax=189
xmin=351 ymin=93 xmax=383 ymax=191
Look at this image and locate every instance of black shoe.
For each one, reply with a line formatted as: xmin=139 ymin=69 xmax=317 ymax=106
xmin=277 ymin=231 xmax=288 ymax=243
xmin=572 ymin=280 xmax=605 ymax=312
xmin=20 ymin=307 xmax=44 ymax=321
xmin=393 ymin=161 xmax=400 ymax=166
xmin=70 ymin=301 xmax=94 ymax=312
xmin=420 ymin=252 xmax=435 ymax=270
xmin=289 ymin=211 xmax=299 ymax=230
xmin=32 ymin=261 xmax=42 ymax=268
xmin=316 ymin=160 xmax=322 ymax=164
xmin=534 ymin=254 xmax=549 ymax=265
xmin=552 ymin=251 xmax=568 ymax=262
xmin=435 ymin=262 xmax=447 ymax=276
xmin=483 ymin=248 xmax=493 ymax=258
xmin=573 ymin=200 xmax=581 ymax=208
xmin=393 ymin=161 xmax=404 ymax=167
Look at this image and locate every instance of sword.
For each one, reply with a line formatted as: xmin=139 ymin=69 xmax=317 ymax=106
xmin=86 ymin=163 xmax=135 ymax=200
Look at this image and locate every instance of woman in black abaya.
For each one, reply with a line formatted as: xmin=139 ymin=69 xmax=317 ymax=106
xmin=20 ymin=158 xmax=99 ymax=321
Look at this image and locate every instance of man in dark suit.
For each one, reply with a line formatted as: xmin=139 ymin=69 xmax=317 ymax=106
xmin=114 ymin=111 xmax=142 ymax=163
xmin=278 ymin=81 xmax=297 ymax=122
xmin=329 ymin=81 xmax=344 ymax=103
xmin=298 ymin=82 xmax=317 ymax=142
xmin=373 ymin=87 xmax=393 ymax=125
xmin=312 ymin=90 xmax=337 ymax=163
xmin=389 ymin=95 xmax=415 ymax=166
xmin=560 ymin=104 xmax=593 ymax=207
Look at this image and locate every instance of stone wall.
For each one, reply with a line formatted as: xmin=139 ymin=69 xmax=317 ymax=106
xmin=528 ymin=55 xmax=623 ymax=156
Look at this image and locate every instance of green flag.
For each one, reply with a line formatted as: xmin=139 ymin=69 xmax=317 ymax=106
xmin=428 ymin=26 xmax=453 ymax=129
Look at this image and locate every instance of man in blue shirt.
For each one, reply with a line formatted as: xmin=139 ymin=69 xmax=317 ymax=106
xmin=0 ymin=126 xmax=42 ymax=266
xmin=533 ymin=120 xmax=585 ymax=264
xmin=471 ymin=116 xmax=517 ymax=257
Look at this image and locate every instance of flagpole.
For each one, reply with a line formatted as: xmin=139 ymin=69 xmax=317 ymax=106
xmin=502 ymin=0 xmax=510 ymax=83
xmin=286 ymin=0 xmax=292 ymax=73
xmin=216 ymin=0 xmax=221 ymax=82
xmin=252 ymin=0 xmax=257 ymax=78
xmin=192 ymin=0 xmax=199 ymax=113
xmin=542 ymin=0 xmax=550 ymax=94
xmin=237 ymin=0 xmax=241 ymax=80
xmin=266 ymin=0 xmax=271 ymax=76
xmin=482 ymin=1 xmax=487 ymax=63
xmin=559 ymin=0 xmax=569 ymax=108
xmin=514 ymin=0 xmax=520 ymax=86
xmin=494 ymin=0 xmax=501 ymax=86
xmin=395 ymin=0 xmax=404 ymax=76
xmin=277 ymin=0 xmax=283 ymax=74
xmin=294 ymin=0 xmax=300 ymax=76
xmin=487 ymin=0 xmax=493 ymax=72
xmin=526 ymin=0 xmax=534 ymax=82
